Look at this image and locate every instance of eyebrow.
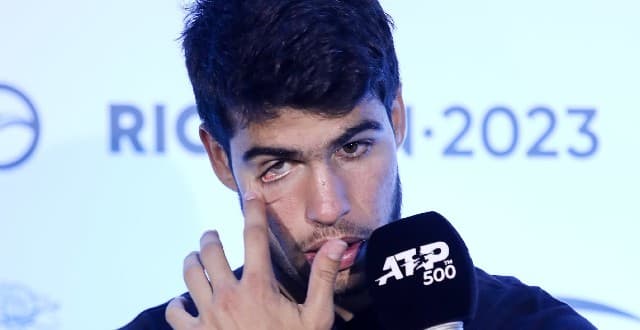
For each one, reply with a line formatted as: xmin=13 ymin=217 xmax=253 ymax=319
xmin=242 ymin=119 xmax=383 ymax=163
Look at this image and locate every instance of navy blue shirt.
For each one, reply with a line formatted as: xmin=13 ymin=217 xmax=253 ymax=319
xmin=121 ymin=267 xmax=595 ymax=329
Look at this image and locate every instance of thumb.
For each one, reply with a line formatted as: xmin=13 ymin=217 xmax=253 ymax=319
xmin=303 ymin=239 xmax=348 ymax=323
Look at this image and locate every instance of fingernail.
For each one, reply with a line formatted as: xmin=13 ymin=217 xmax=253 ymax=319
xmin=202 ymin=230 xmax=220 ymax=243
xmin=326 ymin=240 xmax=348 ymax=261
xmin=243 ymin=191 xmax=257 ymax=201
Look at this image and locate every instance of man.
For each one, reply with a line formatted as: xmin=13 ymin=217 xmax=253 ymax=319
xmin=123 ymin=0 xmax=595 ymax=329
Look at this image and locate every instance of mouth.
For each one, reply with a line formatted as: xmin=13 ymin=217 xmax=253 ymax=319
xmin=303 ymin=238 xmax=365 ymax=271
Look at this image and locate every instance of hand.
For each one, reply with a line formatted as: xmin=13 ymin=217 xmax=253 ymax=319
xmin=165 ymin=192 xmax=348 ymax=330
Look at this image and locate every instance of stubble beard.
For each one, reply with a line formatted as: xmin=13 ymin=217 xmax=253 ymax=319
xmin=333 ymin=173 xmax=402 ymax=294
xmin=253 ymin=172 xmax=402 ymax=302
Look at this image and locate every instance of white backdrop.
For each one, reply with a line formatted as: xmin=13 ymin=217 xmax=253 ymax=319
xmin=1 ymin=1 xmax=638 ymax=329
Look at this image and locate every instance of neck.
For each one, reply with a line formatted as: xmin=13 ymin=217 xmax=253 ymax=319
xmin=271 ymin=260 xmax=373 ymax=322
xmin=268 ymin=232 xmax=373 ymax=321
xmin=334 ymin=288 xmax=372 ymax=321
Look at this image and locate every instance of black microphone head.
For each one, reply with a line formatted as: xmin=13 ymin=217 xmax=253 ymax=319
xmin=365 ymin=211 xmax=477 ymax=330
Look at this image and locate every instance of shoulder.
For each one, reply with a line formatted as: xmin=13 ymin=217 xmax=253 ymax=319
xmin=120 ymin=268 xmax=244 ymax=329
xmin=468 ymin=268 xmax=596 ymax=330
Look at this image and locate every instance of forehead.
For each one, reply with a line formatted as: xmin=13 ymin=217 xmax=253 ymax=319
xmin=229 ymin=98 xmax=390 ymax=155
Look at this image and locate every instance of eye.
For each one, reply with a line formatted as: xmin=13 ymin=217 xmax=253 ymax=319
xmin=261 ymin=160 xmax=293 ymax=183
xmin=337 ymin=141 xmax=371 ymax=159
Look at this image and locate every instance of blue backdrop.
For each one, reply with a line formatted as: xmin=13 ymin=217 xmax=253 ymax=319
xmin=1 ymin=1 xmax=638 ymax=328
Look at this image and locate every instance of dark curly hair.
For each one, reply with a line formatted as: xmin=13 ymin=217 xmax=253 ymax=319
xmin=182 ymin=0 xmax=400 ymax=154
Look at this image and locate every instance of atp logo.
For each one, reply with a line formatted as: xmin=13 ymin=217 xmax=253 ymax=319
xmin=0 ymin=84 xmax=40 ymax=170
xmin=375 ymin=241 xmax=457 ymax=286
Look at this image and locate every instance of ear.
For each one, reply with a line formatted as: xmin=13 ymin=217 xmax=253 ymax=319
xmin=199 ymin=125 xmax=238 ymax=192
xmin=390 ymin=86 xmax=407 ymax=149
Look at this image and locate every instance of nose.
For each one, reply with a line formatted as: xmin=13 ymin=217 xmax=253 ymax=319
xmin=305 ymin=165 xmax=351 ymax=226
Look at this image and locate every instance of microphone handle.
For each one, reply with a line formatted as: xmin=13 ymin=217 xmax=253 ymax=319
xmin=426 ymin=321 xmax=463 ymax=330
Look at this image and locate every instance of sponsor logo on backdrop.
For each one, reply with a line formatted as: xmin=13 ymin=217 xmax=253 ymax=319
xmin=401 ymin=105 xmax=598 ymax=159
xmin=0 ymin=282 xmax=59 ymax=329
xmin=107 ymin=104 xmax=599 ymax=160
xmin=108 ymin=104 xmax=204 ymax=154
xmin=0 ymin=84 xmax=40 ymax=170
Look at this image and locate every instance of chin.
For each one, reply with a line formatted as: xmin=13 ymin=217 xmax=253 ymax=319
xmin=334 ymin=269 xmax=366 ymax=294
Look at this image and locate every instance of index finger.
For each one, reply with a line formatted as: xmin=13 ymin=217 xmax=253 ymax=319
xmin=241 ymin=191 xmax=275 ymax=279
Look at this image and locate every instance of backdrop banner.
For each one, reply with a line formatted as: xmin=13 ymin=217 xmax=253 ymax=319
xmin=1 ymin=1 xmax=638 ymax=329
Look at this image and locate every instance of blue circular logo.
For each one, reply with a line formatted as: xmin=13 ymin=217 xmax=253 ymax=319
xmin=0 ymin=282 xmax=59 ymax=328
xmin=0 ymin=84 xmax=40 ymax=170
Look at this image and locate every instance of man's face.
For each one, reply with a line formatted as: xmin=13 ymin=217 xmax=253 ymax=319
xmin=206 ymin=96 xmax=405 ymax=294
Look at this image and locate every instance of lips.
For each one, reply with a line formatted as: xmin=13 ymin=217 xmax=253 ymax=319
xmin=304 ymin=239 xmax=365 ymax=271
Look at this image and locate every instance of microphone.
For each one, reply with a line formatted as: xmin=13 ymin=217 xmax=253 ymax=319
xmin=363 ymin=211 xmax=477 ymax=330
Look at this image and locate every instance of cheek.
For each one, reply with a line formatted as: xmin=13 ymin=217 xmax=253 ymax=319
xmin=260 ymin=170 xmax=308 ymax=228
xmin=263 ymin=194 xmax=312 ymax=270
xmin=347 ymin=150 xmax=398 ymax=223
xmin=263 ymin=189 xmax=309 ymax=246
xmin=232 ymin=168 xmax=309 ymax=246
xmin=265 ymin=194 xmax=302 ymax=229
